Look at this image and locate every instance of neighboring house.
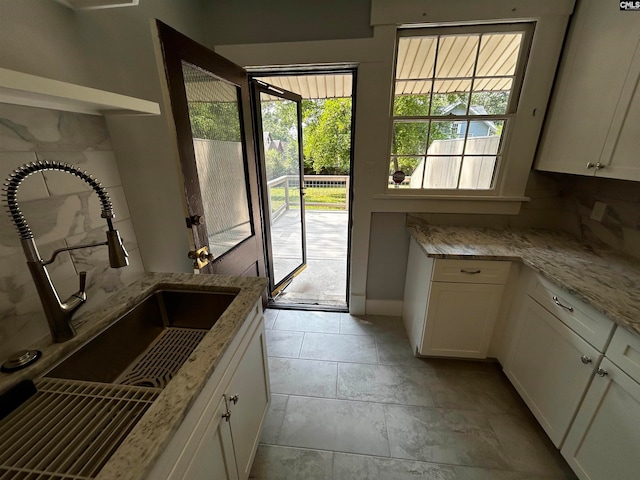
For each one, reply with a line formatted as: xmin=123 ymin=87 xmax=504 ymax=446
xmin=440 ymin=102 xmax=497 ymax=138
xmin=263 ymin=132 xmax=286 ymax=153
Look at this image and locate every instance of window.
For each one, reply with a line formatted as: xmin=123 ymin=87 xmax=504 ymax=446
xmin=389 ymin=24 xmax=532 ymax=191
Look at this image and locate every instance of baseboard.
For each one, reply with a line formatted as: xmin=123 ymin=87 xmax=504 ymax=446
xmin=365 ymin=299 xmax=403 ymax=316
xmin=349 ymin=294 xmax=366 ymax=315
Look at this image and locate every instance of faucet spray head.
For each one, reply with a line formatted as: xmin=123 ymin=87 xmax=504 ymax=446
xmin=106 ymin=229 xmax=129 ymax=268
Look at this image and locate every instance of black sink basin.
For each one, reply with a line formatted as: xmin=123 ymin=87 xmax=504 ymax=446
xmin=46 ymin=289 xmax=237 ymax=385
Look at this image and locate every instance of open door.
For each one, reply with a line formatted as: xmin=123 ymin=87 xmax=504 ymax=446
xmin=155 ymin=21 xmax=265 ymax=277
xmin=251 ymin=80 xmax=307 ymax=297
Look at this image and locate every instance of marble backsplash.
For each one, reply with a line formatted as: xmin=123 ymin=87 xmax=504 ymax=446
xmin=556 ymin=173 xmax=640 ymax=260
xmin=0 ymin=104 xmax=145 ymax=356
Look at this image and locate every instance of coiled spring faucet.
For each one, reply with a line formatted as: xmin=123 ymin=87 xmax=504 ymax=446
xmin=3 ymin=161 xmax=129 ymax=342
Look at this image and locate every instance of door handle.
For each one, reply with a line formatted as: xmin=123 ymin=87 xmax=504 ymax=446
xmin=188 ymin=246 xmax=214 ymax=269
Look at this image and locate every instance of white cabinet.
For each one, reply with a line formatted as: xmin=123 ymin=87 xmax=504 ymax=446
xmin=180 ymin=396 xmax=239 ymax=480
xmin=561 ymin=358 xmax=640 ymax=480
xmin=504 ymin=296 xmax=601 ymax=447
xmin=561 ymin=327 xmax=640 ymax=480
xmin=422 ymin=282 xmax=505 ymax=358
xmin=402 ymin=238 xmax=511 ymax=359
xmin=535 ymin=0 xmax=640 ymax=181
xmin=503 ymin=268 xmax=616 ymax=448
xmin=225 ymin=324 xmax=270 ymax=479
xmin=149 ymin=301 xmax=269 ymax=480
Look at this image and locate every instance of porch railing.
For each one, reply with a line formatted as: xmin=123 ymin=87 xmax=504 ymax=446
xmin=267 ymin=174 xmax=350 ymax=220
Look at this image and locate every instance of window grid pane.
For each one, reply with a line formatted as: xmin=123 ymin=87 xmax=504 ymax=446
xmin=391 ymin=27 xmax=525 ymax=190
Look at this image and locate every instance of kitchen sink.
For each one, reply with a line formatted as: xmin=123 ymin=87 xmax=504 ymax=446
xmin=0 ymin=287 xmax=238 ymax=479
xmin=46 ymin=288 xmax=237 ymax=386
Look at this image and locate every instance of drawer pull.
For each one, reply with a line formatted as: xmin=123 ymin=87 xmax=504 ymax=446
xmin=596 ymin=367 xmax=608 ymax=377
xmin=581 ymin=355 xmax=592 ymax=365
xmin=460 ymin=269 xmax=481 ymax=274
xmin=553 ymin=296 xmax=574 ymax=312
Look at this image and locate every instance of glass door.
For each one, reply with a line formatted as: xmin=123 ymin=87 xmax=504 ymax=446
xmin=156 ymin=21 xmax=266 ymax=277
xmin=252 ymin=80 xmax=307 ymax=296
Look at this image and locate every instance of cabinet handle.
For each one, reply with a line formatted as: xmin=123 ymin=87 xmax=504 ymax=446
xmin=460 ymin=269 xmax=481 ymax=274
xmin=596 ymin=368 xmax=608 ymax=377
xmin=586 ymin=162 xmax=596 ymax=169
xmin=229 ymin=394 xmax=239 ymax=405
xmin=221 ymin=411 xmax=231 ymax=422
xmin=552 ymin=296 xmax=574 ymax=312
xmin=580 ymin=355 xmax=592 ymax=365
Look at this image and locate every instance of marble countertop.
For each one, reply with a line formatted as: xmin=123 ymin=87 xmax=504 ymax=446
xmin=407 ymin=218 xmax=640 ymax=337
xmin=0 ymin=272 xmax=267 ymax=480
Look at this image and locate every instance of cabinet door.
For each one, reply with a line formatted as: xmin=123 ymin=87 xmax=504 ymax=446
xmin=600 ymin=46 xmax=640 ymax=181
xmin=536 ymin=0 xmax=640 ymax=176
xmin=180 ymin=396 xmax=239 ymax=480
xmin=504 ymin=297 xmax=601 ymax=447
xmin=227 ymin=321 xmax=270 ymax=480
xmin=421 ymin=282 xmax=504 ymax=358
xmin=402 ymin=238 xmax=434 ymax=353
xmin=562 ymin=358 xmax=640 ymax=480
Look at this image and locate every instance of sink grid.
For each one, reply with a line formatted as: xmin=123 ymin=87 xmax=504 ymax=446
xmin=0 ymin=378 xmax=159 ymax=479
xmin=117 ymin=327 xmax=208 ymax=389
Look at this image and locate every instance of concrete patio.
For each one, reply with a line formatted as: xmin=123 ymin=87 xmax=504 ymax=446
xmin=269 ymin=209 xmax=348 ymax=308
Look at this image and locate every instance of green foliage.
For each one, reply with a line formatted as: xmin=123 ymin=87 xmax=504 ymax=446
xmin=269 ymin=186 xmax=347 ymax=211
xmin=390 ymin=90 xmax=509 ymax=176
xmin=188 ymin=101 xmax=240 ymax=141
xmin=303 ymin=98 xmax=352 ymax=174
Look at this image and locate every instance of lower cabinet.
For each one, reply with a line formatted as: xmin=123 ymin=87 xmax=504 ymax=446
xmin=422 ymin=282 xmax=505 ymax=358
xmin=181 ymin=396 xmax=239 ymax=480
xmin=225 ymin=323 xmax=270 ymax=479
xmin=402 ymin=238 xmax=511 ymax=359
xmin=504 ymin=296 xmax=601 ymax=447
xmin=149 ymin=302 xmax=270 ymax=480
xmin=561 ymin=358 xmax=640 ymax=480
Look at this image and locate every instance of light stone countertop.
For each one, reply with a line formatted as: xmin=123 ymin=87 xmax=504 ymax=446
xmin=407 ymin=218 xmax=640 ymax=337
xmin=0 ymin=272 xmax=267 ymax=480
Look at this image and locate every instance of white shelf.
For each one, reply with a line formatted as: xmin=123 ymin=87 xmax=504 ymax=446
xmin=0 ymin=67 xmax=160 ymax=116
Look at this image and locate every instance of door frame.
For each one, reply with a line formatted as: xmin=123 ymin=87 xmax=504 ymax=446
xmin=249 ymin=67 xmax=357 ymax=310
xmin=155 ymin=20 xmax=266 ymax=277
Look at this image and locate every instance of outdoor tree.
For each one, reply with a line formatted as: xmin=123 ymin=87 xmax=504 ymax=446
xmin=391 ymin=90 xmax=509 ymax=176
xmin=303 ymin=98 xmax=352 ymax=174
xmin=187 ymin=101 xmax=241 ymax=141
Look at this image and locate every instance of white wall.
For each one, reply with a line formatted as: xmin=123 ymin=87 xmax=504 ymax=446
xmin=0 ymin=1 xmax=91 ymax=85
xmin=0 ymin=1 xmax=210 ymax=274
xmin=0 ymin=104 xmax=145 ymax=354
xmin=0 ymin=0 xmax=576 ymax=316
xmin=204 ymin=0 xmax=373 ymax=45
xmin=215 ymin=0 xmax=574 ymax=314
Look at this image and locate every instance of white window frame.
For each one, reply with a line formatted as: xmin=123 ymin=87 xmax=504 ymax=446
xmin=388 ymin=23 xmax=534 ymax=195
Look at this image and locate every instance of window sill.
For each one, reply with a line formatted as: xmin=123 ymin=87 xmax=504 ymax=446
xmin=369 ymin=194 xmax=530 ymax=214
xmin=375 ymin=194 xmax=529 ymax=202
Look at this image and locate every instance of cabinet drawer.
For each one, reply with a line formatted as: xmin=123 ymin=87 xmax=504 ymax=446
xmin=607 ymin=326 xmax=640 ymax=383
xmin=432 ymin=259 xmax=511 ymax=284
xmin=528 ymin=275 xmax=615 ymax=352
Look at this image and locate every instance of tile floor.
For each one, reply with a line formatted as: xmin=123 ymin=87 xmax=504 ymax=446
xmin=250 ymin=309 xmax=577 ymax=480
